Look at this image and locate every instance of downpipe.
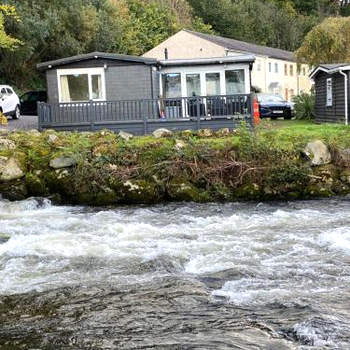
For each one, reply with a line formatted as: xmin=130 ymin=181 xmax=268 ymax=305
xmin=339 ymin=70 xmax=348 ymax=126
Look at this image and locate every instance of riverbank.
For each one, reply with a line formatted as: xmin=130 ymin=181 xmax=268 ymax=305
xmin=0 ymin=120 xmax=350 ymax=205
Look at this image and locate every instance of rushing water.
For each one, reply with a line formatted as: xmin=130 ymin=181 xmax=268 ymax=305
xmin=0 ymin=197 xmax=349 ymax=349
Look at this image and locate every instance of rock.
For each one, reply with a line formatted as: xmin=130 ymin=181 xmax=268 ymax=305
xmin=0 ymin=157 xmax=24 ymax=181
xmin=153 ymin=128 xmax=173 ymax=138
xmin=216 ymin=128 xmax=230 ymax=137
xmin=334 ymin=148 xmax=350 ymax=167
xmin=174 ymin=139 xmax=186 ymax=150
xmin=0 ymin=138 xmax=16 ymax=150
xmin=118 ymin=130 xmax=133 ymax=141
xmin=49 ymin=156 xmax=77 ymax=169
xmin=0 ymin=129 xmax=10 ymax=136
xmin=47 ymin=134 xmax=59 ymax=144
xmin=304 ymin=140 xmax=331 ymax=166
xmin=167 ymin=180 xmax=209 ymax=202
xmin=198 ymin=129 xmax=213 ymax=137
xmin=28 ymin=129 xmax=41 ymax=136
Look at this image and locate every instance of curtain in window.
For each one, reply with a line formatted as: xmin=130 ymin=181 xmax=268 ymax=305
xmin=186 ymin=74 xmax=201 ymax=97
xmin=225 ymin=70 xmax=245 ymax=94
xmin=92 ymin=75 xmax=102 ymax=100
xmin=60 ymin=75 xmax=71 ymax=102
xmin=206 ymin=73 xmax=220 ymax=96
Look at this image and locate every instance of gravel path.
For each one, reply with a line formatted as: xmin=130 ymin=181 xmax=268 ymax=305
xmin=0 ymin=115 xmax=38 ymax=131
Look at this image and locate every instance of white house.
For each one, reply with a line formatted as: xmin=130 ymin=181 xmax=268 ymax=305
xmin=144 ymin=29 xmax=312 ymax=101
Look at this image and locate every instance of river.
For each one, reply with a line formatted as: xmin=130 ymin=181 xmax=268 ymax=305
xmin=0 ymin=197 xmax=349 ymax=349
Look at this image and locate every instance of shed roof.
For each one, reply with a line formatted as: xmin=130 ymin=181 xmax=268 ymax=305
xmin=159 ymin=54 xmax=255 ymax=67
xmin=184 ymin=30 xmax=295 ymax=62
xmin=309 ymin=63 xmax=350 ymax=79
xmin=37 ymin=52 xmax=158 ymax=70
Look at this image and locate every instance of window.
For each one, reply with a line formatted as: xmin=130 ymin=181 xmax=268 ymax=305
xmin=225 ymin=70 xmax=245 ymax=94
xmin=275 ymin=63 xmax=278 ymax=73
xmin=58 ymin=68 xmax=105 ymax=102
xmin=268 ymin=62 xmax=272 ymax=73
xmin=186 ymin=74 xmax=201 ymax=97
xmin=257 ymin=61 xmax=262 ymax=72
xmin=326 ymin=78 xmax=333 ymax=106
xmin=206 ymin=73 xmax=221 ymax=96
xmin=290 ymin=65 xmax=294 ymax=76
xmin=162 ymin=73 xmax=181 ymax=98
xmin=284 ymin=64 xmax=288 ymax=76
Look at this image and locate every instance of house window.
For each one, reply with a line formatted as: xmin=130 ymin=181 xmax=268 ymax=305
xmin=285 ymin=64 xmax=288 ymax=76
xmin=163 ymin=73 xmax=181 ymax=98
xmin=290 ymin=65 xmax=294 ymax=76
xmin=58 ymin=68 xmax=105 ymax=103
xmin=225 ymin=70 xmax=245 ymax=94
xmin=268 ymin=62 xmax=272 ymax=73
xmin=206 ymin=73 xmax=221 ymax=96
xmin=186 ymin=74 xmax=201 ymax=97
xmin=257 ymin=61 xmax=262 ymax=72
xmin=275 ymin=63 xmax=278 ymax=73
xmin=326 ymin=78 xmax=333 ymax=106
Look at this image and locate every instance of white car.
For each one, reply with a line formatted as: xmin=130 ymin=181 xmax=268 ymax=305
xmin=0 ymin=85 xmax=20 ymax=119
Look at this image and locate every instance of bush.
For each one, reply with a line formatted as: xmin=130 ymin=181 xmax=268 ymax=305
xmin=293 ymin=92 xmax=315 ymax=120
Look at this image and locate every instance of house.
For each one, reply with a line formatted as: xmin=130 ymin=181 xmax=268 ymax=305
xmin=143 ymin=29 xmax=312 ymax=101
xmin=310 ymin=64 xmax=349 ymax=125
xmin=37 ymin=52 xmax=256 ymax=133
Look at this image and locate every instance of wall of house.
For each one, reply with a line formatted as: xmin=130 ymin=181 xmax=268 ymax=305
xmin=228 ymin=51 xmax=312 ymax=100
xmin=314 ymin=71 xmax=347 ymax=123
xmin=45 ymin=58 xmax=158 ymax=103
xmin=143 ymin=30 xmax=226 ymax=60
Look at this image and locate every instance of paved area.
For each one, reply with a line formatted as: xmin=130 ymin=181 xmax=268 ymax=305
xmin=0 ymin=115 xmax=38 ymax=131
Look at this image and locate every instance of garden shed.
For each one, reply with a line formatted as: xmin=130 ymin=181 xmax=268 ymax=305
xmin=310 ymin=64 xmax=350 ymax=125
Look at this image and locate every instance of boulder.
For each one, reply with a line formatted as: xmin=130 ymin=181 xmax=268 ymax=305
xmin=153 ymin=128 xmax=173 ymax=138
xmin=174 ymin=139 xmax=186 ymax=150
xmin=47 ymin=134 xmax=59 ymax=144
xmin=198 ymin=129 xmax=213 ymax=137
xmin=216 ymin=128 xmax=230 ymax=137
xmin=118 ymin=130 xmax=133 ymax=141
xmin=303 ymin=140 xmax=331 ymax=166
xmin=0 ymin=138 xmax=16 ymax=150
xmin=0 ymin=157 xmax=24 ymax=182
xmin=182 ymin=130 xmax=194 ymax=137
xmin=28 ymin=129 xmax=41 ymax=136
xmin=334 ymin=148 xmax=350 ymax=167
xmin=49 ymin=156 xmax=77 ymax=169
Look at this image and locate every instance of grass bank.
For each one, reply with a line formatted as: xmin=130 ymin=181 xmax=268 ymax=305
xmin=0 ymin=120 xmax=350 ymax=205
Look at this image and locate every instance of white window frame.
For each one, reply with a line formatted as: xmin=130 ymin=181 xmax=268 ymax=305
xmin=57 ymin=67 xmax=106 ymax=103
xmin=326 ymin=78 xmax=333 ymax=107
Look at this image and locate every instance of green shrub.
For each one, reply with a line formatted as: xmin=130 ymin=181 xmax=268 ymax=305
xmin=293 ymin=92 xmax=315 ymax=120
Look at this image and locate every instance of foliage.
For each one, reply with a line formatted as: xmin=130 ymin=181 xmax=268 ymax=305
xmin=292 ymin=92 xmax=315 ymax=120
xmin=296 ymin=17 xmax=350 ymax=65
xmin=0 ymin=4 xmax=21 ymax=50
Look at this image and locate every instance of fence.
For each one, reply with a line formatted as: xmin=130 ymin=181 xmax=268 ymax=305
xmin=38 ymin=94 xmax=254 ymax=134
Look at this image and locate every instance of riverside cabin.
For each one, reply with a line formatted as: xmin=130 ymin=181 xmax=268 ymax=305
xmin=310 ymin=64 xmax=350 ymax=125
xmin=37 ymin=52 xmax=256 ymax=134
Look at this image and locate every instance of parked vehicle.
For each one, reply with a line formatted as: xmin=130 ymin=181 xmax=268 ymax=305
xmin=0 ymin=85 xmax=20 ymax=119
xmin=20 ymin=90 xmax=47 ymax=115
xmin=257 ymin=93 xmax=293 ymax=120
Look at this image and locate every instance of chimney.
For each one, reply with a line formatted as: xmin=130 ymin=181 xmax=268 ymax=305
xmin=164 ymin=48 xmax=168 ymax=60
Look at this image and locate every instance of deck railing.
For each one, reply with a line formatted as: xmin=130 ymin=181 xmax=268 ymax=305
xmin=38 ymin=94 xmax=254 ymax=134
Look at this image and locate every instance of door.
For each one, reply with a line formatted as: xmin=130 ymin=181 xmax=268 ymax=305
xmin=0 ymin=87 xmax=11 ymax=114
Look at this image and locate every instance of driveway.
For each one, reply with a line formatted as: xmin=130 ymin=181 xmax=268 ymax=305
xmin=0 ymin=115 xmax=38 ymax=131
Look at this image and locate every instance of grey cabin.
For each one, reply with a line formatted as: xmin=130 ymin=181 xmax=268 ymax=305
xmin=37 ymin=52 xmax=256 ymax=134
xmin=310 ymin=64 xmax=350 ymax=125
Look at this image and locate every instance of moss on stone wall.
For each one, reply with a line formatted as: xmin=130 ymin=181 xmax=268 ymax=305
xmin=0 ymin=122 xmax=350 ymax=205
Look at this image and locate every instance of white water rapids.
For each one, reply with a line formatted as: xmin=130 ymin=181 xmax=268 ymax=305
xmin=0 ymin=197 xmax=349 ymax=349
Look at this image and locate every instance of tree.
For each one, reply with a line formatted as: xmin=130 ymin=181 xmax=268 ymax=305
xmin=296 ymin=17 xmax=350 ymax=66
xmin=0 ymin=4 xmax=21 ymax=50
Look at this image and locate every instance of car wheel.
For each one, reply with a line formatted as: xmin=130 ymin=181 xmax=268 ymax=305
xmin=12 ymin=105 xmax=20 ymax=120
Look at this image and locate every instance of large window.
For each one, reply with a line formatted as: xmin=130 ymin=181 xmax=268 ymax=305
xmin=186 ymin=74 xmax=201 ymax=97
xmin=225 ymin=70 xmax=245 ymax=94
xmin=58 ymin=68 xmax=105 ymax=102
xmin=206 ymin=73 xmax=220 ymax=96
xmin=162 ymin=73 xmax=181 ymax=98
